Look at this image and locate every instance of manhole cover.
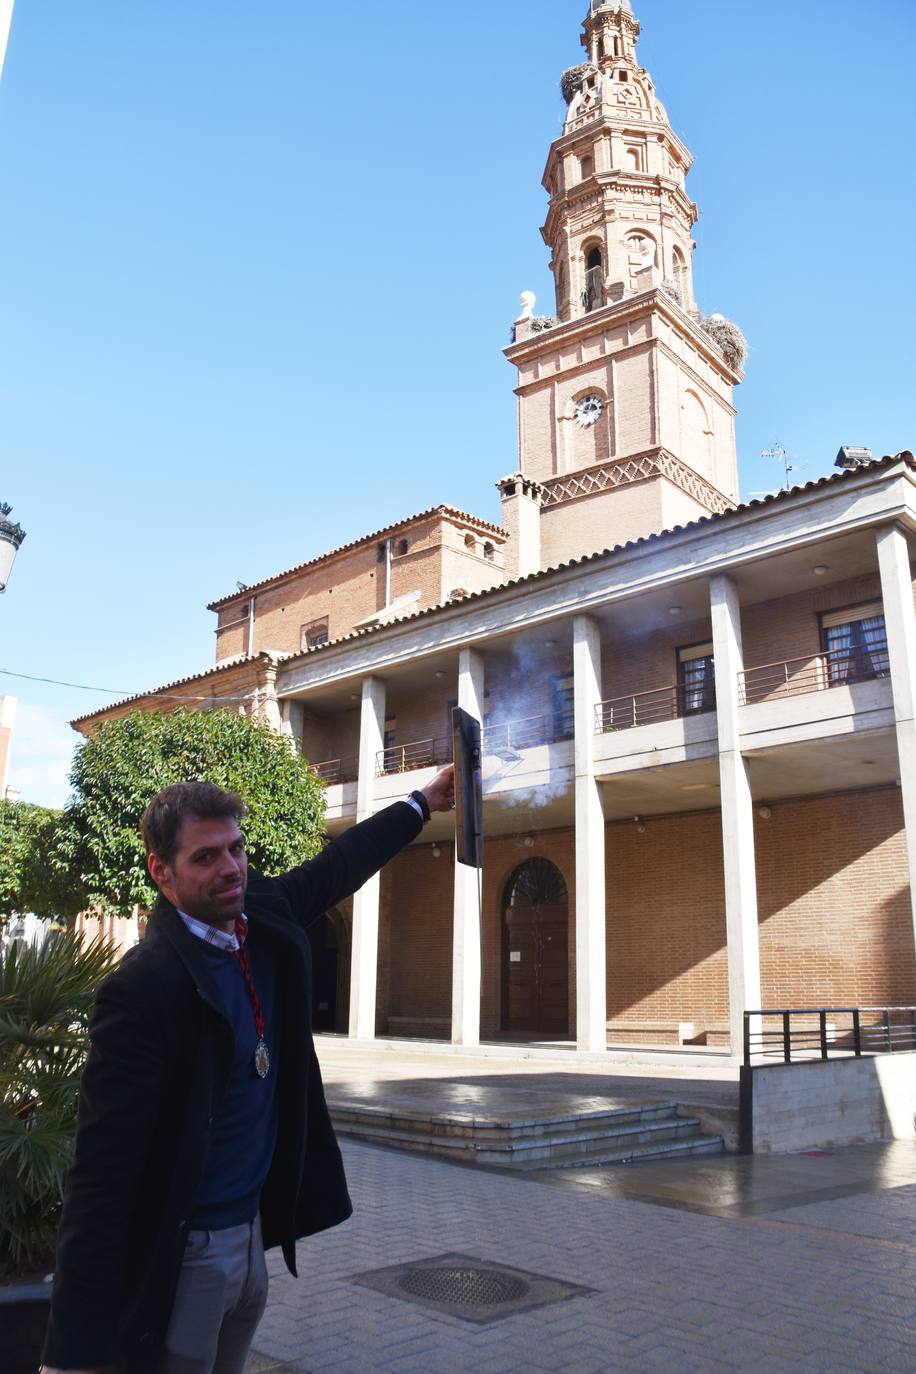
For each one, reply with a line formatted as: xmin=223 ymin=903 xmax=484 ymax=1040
xmin=397 ymin=1265 xmax=530 ymax=1307
xmin=352 ymin=1251 xmax=594 ymax=1324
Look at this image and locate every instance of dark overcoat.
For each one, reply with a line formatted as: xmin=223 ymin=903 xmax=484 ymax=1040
xmin=42 ymin=800 xmax=422 ymax=1372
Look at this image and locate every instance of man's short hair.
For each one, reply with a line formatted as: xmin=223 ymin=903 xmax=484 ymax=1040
xmin=141 ymin=782 xmax=247 ymax=864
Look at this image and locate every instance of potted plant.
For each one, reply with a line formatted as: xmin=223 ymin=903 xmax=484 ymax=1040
xmin=0 ymin=929 xmax=118 ymax=1374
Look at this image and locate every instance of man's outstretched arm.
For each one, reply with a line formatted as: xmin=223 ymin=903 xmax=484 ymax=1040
xmin=273 ymin=764 xmax=455 ymax=920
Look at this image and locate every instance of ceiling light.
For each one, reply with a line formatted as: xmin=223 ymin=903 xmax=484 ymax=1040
xmin=544 ymin=639 xmax=557 ymax=647
xmin=813 ymin=565 xmax=829 ymax=576
xmin=431 ymin=844 xmax=442 ymax=859
xmin=668 ymin=606 xmax=682 ymax=617
xmin=435 ymin=670 xmax=447 ymax=679
xmin=758 ymin=805 xmax=772 ymax=820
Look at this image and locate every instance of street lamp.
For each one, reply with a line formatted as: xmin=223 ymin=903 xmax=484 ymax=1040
xmin=0 ymin=503 xmax=26 ymax=592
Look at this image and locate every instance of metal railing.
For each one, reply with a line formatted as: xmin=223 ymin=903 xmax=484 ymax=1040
xmin=744 ymin=1007 xmax=916 ymax=1067
xmin=483 ymin=713 xmax=571 ymax=755
xmin=738 ymin=644 xmax=889 ymax=706
xmin=313 ymin=757 xmax=359 ymax=786
xmin=595 ymin=683 xmax=716 ymax=733
xmin=376 ymin=735 xmax=453 ymax=777
xmin=373 ymin=712 xmax=574 ymax=777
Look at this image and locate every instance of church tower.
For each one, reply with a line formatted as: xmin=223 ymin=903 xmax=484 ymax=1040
xmin=501 ymin=0 xmax=745 ymax=577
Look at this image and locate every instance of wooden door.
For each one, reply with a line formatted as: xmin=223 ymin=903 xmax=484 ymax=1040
xmin=503 ymin=860 xmax=569 ymax=1035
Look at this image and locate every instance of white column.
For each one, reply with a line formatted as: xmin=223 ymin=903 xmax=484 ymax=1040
xmin=876 ymin=525 xmax=916 ymax=951
xmin=710 ymin=574 xmax=761 ymax=1055
xmin=349 ymin=676 xmax=386 ymax=1040
xmin=452 ymin=649 xmax=485 ymax=1046
xmin=574 ymin=614 xmax=607 ymax=1052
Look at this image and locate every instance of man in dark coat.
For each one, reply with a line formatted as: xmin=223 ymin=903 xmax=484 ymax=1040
xmin=41 ymin=767 xmax=454 ymax=1374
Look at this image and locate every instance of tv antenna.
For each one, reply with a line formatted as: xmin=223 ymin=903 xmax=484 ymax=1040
xmin=761 ymin=441 xmax=794 ymax=491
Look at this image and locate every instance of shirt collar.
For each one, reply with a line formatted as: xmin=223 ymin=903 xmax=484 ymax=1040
xmin=177 ymin=909 xmax=247 ymax=953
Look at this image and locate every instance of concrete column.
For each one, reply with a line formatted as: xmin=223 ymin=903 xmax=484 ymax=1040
xmin=876 ymin=525 xmax=916 ymax=952
xmin=256 ymin=657 xmax=283 ymax=733
xmin=279 ymin=699 xmax=306 ymax=763
xmin=574 ymin=615 xmax=607 ymax=1052
xmin=452 ymin=649 xmax=485 ymax=1046
xmin=349 ymin=676 xmax=386 ymax=1040
xmin=710 ymin=574 xmax=762 ymax=1055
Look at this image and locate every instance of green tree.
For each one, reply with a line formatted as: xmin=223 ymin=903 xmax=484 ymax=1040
xmin=54 ymin=709 xmax=326 ymax=917
xmin=0 ymin=801 xmax=78 ymax=926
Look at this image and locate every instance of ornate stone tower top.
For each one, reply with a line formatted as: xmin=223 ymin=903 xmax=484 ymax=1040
xmin=544 ymin=0 xmax=696 ymax=320
xmin=500 ymin=2 xmax=744 ymax=574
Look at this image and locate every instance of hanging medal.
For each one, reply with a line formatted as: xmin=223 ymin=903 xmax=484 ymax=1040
xmin=234 ymin=917 xmax=270 ymax=1079
xmin=254 ymin=1037 xmax=270 ymax=1079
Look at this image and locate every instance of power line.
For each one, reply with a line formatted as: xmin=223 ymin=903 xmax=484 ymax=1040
xmin=0 ymin=666 xmax=260 ymax=706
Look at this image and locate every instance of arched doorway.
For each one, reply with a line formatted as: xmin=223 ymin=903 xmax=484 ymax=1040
xmin=308 ymin=908 xmax=351 ymax=1033
xmin=502 ymin=859 xmax=569 ymax=1035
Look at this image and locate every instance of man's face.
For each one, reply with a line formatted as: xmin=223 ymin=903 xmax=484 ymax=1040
xmin=148 ymin=814 xmax=248 ymax=929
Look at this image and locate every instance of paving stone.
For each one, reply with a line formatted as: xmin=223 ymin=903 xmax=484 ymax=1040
xmin=245 ymin=1136 xmax=916 ymax=1374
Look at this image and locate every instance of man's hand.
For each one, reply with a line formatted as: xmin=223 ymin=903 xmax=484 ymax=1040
xmin=421 ymin=763 xmax=455 ymax=813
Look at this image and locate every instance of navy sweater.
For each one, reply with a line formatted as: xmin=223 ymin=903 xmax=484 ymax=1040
xmin=190 ymin=937 xmax=279 ymax=1229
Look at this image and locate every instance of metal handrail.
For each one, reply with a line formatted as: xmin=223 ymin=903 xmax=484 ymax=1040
xmin=376 ymin=736 xmax=452 ymax=777
xmin=595 ymin=682 xmax=715 ymax=733
xmin=744 ymin=1006 xmax=916 ymax=1067
xmin=483 ymin=713 xmax=572 ymax=754
xmin=738 ymin=644 xmax=889 ymax=705
xmin=313 ymin=757 xmax=359 ymax=785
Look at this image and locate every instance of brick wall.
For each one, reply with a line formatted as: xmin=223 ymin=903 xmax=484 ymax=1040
xmin=372 ymin=787 xmax=914 ymax=1038
xmin=756 ymin=787 xmax=914 ymax=1007
xmin=213 ymin=514 xmax=506 ymax=663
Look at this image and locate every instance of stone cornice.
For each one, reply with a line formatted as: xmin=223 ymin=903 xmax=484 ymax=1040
xmin=504 ymin=288 xmax=744 ymax=386
xmin=539 ymin=450 xmax=734 ymax=516
xmin=542 ymin=175 xmax=697 ymax=243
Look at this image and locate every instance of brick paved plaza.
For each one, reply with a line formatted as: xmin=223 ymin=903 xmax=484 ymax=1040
xmin=247 ymin=1136 xmax=916 ymax=1374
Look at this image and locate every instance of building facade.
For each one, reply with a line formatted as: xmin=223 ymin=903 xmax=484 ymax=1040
xmin=75 ymin=3 xmax=916 ymax=1055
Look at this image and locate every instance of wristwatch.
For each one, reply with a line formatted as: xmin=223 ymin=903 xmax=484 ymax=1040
xmin=408 ymin=789 xmax=431 ymax=823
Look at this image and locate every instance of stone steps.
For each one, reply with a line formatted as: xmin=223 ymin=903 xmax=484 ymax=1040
xmin=329 ymin=1099 xmax=725 ymax=1170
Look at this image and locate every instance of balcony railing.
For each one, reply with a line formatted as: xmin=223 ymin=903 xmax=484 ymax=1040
xmin=595 ymin=683 xmax=716 ymax=733
xmin=313 ymin=757 xmax=359 ymax=786
xmin=374 ymin=713 xmax=573 ymax=777
xmin=483 ymin=713 xmax=571 ymax=756
xmin=738 ymin=644 xmax=889 ymax=706
xmin=376 ymin=736 xmax=453 ymax=777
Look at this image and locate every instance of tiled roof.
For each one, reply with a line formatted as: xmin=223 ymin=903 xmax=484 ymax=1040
xmin=207 ymin=504 xmax=506 ymax=611
xmin=69 ymin=652 xmax=288 ymax=727
xmin=73 ymin=451 xmax=914 ymax=727
xmin=272 ymin=450 xmax=916 ymax=662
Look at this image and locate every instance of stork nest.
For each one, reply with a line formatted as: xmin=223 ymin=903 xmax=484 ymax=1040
xmin=699 ymin=314 xmax=748 ymax=371
xmin=530 ymin=315 xmax=559 ymax=333
xmin=561 ymin=64 xmax=597 ymax=105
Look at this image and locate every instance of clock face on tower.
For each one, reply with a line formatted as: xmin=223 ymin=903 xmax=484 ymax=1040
xmin=576 ymin=394 xmax=604 ymax=428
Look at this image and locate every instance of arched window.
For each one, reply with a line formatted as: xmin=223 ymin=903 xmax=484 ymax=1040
xmin=505 ymin=858 xmax=568 ymax=907
xmin=672 ymin=245 xmax=687 ymax=302
xmin=580 ymin=154 xmax=594 ymax=180
xmin=483 ymin=542 xmax=495 ymax=562
xmin=464 ymin=533 xmax=476 ymax=551
xmin=583 ymin=245 xmax=604 ymax=312
xmin=396 ymin=538 xmax=408 ymax=556
xmin=625 ymin=145 xmax=642 ymax=172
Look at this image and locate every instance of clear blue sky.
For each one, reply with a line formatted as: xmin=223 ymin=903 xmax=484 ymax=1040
xmin=1 ymin=0 xmax=914 ymax=806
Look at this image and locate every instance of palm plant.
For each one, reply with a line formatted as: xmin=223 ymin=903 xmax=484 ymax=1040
xmin=0 ymin=931 xmax=119 ymax=1278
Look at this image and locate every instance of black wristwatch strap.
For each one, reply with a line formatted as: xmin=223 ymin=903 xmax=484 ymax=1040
xmin=409 ymin=789 xmax=431 ymax=823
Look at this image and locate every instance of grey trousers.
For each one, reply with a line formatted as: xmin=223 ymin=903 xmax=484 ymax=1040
xmin=157 ymin=1216 xmax=269 ymax=1374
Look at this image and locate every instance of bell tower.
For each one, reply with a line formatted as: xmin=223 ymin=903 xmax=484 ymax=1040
xmin=501 ymin=1 xmax=745 ymax=574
